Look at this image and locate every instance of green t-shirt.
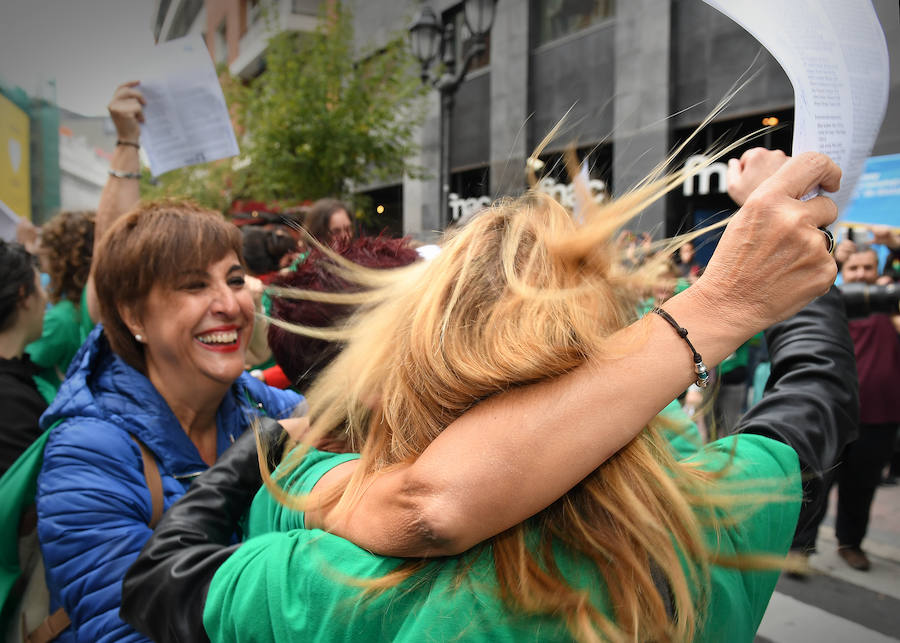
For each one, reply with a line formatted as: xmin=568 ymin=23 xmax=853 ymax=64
xmin=204 ymin=405 xmax=800 ymax=643
xmin=25 ymin=289 xmax=94 ymax=394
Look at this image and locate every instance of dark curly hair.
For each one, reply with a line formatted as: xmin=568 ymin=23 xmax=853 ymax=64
xmin=41 ymin=210 xmax=95 ymax=304
xmin=267 ymin=236 xmax=419 ymax=388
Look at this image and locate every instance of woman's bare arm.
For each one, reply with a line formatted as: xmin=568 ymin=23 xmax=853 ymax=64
xmin=306 ymin=151 xmax=842 ymax=557
xmin=86 ymin=81 xmax=144 ymax=323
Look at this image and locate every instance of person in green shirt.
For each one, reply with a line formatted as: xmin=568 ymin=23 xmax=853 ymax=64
xmin=26 ymin=210 xmax=96 ymax=397
xmin=122 ymin=150 xmax=854 ymax=642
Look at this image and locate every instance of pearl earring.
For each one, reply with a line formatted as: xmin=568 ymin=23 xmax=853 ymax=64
xmin=134 ymin=334 xmax=143 ymax=342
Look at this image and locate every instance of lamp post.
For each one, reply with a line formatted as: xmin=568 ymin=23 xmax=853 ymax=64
xmin=408 ymin=0 xmax=496 ymax=230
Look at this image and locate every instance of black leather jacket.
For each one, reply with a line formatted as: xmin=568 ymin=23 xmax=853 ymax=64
xmin=734 ymin=285 xmax=858 ymax=537
xmin=120 ymin=287 xmax=858 ymax=643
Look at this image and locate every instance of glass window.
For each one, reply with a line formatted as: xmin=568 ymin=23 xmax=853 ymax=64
xmin=534 ymin=0 xmax=615 ymax=46
xmin=531 ymin=144 xmax=613 ymax=209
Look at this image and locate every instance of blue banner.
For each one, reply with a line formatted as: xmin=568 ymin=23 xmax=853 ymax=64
xmin=842 ymin=153 xmax=900 ymax=228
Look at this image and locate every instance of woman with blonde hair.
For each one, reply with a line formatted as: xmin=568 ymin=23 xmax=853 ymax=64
xmin=123 ymin=150 xmax=855 ymax=642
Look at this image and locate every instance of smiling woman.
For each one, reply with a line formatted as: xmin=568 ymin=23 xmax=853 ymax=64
xmin=33 ymin=200 xmax=304 ymax=642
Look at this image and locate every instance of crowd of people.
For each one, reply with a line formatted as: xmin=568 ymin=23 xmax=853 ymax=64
xmin=0 ymin=76 xmax=896 ymax=643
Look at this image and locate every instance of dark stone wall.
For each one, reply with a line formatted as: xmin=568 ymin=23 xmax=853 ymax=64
xmin=449 ymin=71 xmax=491 ymax=170
xmin=669 ymin=0 xmax=793 ymax=128
xmin=528 ymin=21 xmax=617 ymax=152
xmin=872 ymin=0 xmax=900 ymax=156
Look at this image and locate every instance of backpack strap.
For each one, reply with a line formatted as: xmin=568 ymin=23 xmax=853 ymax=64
xmin=24 ymin=607 xmax=70 ymax=643
xmin=130 ymin=435 xmax=164 ymax=529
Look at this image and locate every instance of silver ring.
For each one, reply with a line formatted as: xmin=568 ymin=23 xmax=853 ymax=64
xmin=821 ymin=227 xmax=835 ymax=255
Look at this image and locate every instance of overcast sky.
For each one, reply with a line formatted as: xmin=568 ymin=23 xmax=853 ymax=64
xmin=0 ymin=0 xmax=159 ymax=116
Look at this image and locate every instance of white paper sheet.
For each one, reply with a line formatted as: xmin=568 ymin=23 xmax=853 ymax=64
xmin=701 ymin=0 xmax=890 ymax=214
xmin=138 ymin=34 xmax=239 ymax=177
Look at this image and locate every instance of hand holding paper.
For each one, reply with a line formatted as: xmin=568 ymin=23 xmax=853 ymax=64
xmin=138 ymin=35 xmax=239 ymax=177
xmin=702 ymin=0 xmax=890 ymax=214
xmin=107 ymin=81 xmax=145 ymax=144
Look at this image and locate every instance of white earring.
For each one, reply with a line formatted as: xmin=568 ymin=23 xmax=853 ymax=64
xmin=134 ymin=334 xmax=143 ymax=343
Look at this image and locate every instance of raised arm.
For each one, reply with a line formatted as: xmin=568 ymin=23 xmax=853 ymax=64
xmin=86 ymin=81 xmax=144 ymax=323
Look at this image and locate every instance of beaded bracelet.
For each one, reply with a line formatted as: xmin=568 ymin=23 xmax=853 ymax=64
xmin=651 ymin=307 xmax=709 ymax=388
xmin=108 ymin=168 xmax=141 ymax=179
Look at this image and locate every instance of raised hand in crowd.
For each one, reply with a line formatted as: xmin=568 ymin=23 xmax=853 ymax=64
xmin=86 ymin=81 xmax=145 ymax=323
xmin=870 ymin=224 xmax=900 ymax=250
xmin=834 ymin=238 xmax=857 ymax=268
xmin=711 ymin=151 xmax=841 ymax=328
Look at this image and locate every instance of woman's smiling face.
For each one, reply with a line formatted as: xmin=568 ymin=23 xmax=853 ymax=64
xmin=132 ymin=251 xmax=254 ymax=388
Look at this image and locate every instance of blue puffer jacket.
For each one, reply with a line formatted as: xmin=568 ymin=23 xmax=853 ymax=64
xmin=35 ymin=326 xmax=303 ymax=643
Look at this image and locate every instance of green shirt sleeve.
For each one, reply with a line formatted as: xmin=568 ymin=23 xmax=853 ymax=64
xmin=79 ymin=286 xmax=95 ymax=337
xmin=245 ymin=448 xmax=360 ymax=537
xmin=695 ymin=434 xmax=801 ymax=643
xmin=207 ymin=435 xmax=801 ymax=643
xmin=26 ymin=300 xmax=79 ymax=371
xmin=657 ymin=398 xmax=704 ymax=457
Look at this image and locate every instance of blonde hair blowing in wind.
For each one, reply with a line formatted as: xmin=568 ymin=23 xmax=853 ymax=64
xmin=262 ymin=127 xmax=786 ymax=642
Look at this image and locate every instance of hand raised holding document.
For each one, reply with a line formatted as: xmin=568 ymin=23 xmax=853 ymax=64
xmin=138 ymin=35 xmax=239 ymax=176
xmin=108 ymin=81 xmax=145 ymax=144
xmin=703 ymin=0 xmax=889 ymax=213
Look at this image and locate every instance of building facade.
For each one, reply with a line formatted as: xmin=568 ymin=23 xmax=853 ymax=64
xmin=58 ymin=110 xmax=118 ymax=213
xmin=154 ymin=0 xmax=322 ymax=78
xmin=153 ymin=0 xmax=900 ymax=240
xmin=351 ymin=0 xmax=900 ymax=240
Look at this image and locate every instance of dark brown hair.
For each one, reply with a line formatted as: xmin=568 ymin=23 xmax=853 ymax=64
xmin=241 ymin=226 xmax=297 ymax=276
xmin=41 ymin=210 xmax=95 ymax=304
xmin=93 ymin=200 xmax=244 ymax=371
xmin=303 ymin=198 xmax=352 ymax=244
xmin=0 ymin=240 xmax=38 ymax=333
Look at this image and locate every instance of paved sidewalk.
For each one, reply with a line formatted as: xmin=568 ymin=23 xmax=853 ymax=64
xmin=817 ymin=480 xmax=900 ymax=572
xmin=755 ymin=479 xmax=900 ymax=643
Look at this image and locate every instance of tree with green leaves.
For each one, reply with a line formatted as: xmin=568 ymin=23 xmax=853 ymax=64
xmin=143 ymin=1 xmax=426 ymax=213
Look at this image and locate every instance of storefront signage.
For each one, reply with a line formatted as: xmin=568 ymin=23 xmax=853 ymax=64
xmin=843 ymin=153 xmax=900 ymax=227
xmin=682 ymin=154 xmax=728 ymax=197
xmin=449 ymin=176 xmax=611 ymax=223
xmin=536 ymin=176 xmax=608 ymax=210
xmin=449 ymin=193 xmax=492 ymax=222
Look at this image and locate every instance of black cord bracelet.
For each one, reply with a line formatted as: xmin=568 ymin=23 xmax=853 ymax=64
xmin=108 ymin=168 xmax=141 ymax=179
xmin=651 ymin=307 xmax=710 ymax=388
xmin=116 ymin=139 xmax=140 ymax=149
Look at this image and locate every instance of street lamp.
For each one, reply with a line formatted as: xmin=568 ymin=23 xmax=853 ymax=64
xmin=408 ymin=0 xmax=496 ymax=229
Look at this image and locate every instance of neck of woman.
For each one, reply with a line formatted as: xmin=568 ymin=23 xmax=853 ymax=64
xmin=150 ymin=375 xmax=228 ymax=467
xmin=0 ymin=328 xmax=28 ymax=360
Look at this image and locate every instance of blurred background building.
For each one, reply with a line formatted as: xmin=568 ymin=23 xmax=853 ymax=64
xmin=3 ymin=0 xmax=897 ymax=242
xmin=349 ymin=0 xmax=899 ymax=243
